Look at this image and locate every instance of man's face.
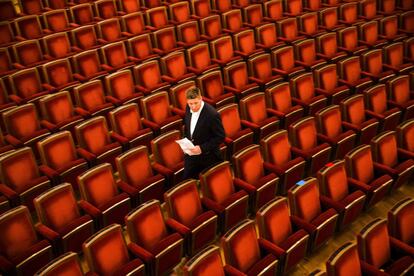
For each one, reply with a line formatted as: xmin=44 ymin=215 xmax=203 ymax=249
xmin=187 ymin=96 xmax=202 ymax=112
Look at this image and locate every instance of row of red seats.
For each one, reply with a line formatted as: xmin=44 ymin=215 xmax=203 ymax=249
xmin=0 ymin=31 xmax=413 ymax=122
xmin=0 ymin=108 xmax=413 ymax=234
xmin=2 ymin=0 xmax=413 ymax=48
xmin=1 ymin=138 xmax=413 ymax=275
xmin=312 ymin=198 xmax=414 ymax=275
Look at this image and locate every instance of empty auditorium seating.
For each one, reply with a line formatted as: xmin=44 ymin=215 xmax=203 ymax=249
xmin=357 ymin=218 xmax=414 ymax=275
xmin=217 ymin=103 xmax=254 ymax=158
xmin=265 ymin=82 xmax=304 ymax=128
xmin=340 ymin=94 xmax=379 ymax=145
xmin=34 ymin=183 xmax=94 ymax=253
xmin=379 ymin=15 xmax=406 ymax=42
xmin=12 ymin=40 xmax=49 ymax=68
xmin=116 ymin=146 xmax=165 ymax=205
xmin=120 ymin=12 xmax=147 ymax=36
xmin=83 ymin=223 xmax=145 ymax=275
xmin=104 ymin=69 xmax=143 ymax=106
xmin=78 ymin=163 xmax=131 ymax=227
xmin=360 ymin=49 xmax=395 ymax=84
xmin=254 ymin=23 xmax=284 ymax=51
xmin=2 ymin=104 xmax=50 ymax=155
xmin=151 ymin=130 xmax=184 ymax=186
xmin=387 ymin=75 xmax=414 ymax=121
xmin=337 ymin=26 xmax=368 ymax=55
xmin=126 ymin=33 xmax=159 ymax=63
xmin=298 ymin=12 xmax=325 ymax=38
xmin=383 ymin=42 xmax=414 ymax=74
xmin=152 ymin=26 xmax=182 ymax=55
xmin=75 ymin=116 xmax=123 ymax=167
xmin=289 ymin=116 xmax=331 ymax=175
xmin=223 ymin=61 xmax=259 ymax=100
xmin=164 ymin=179 xmax=218 ymax=255
xmin=140 ymin=91 xmax=182 ymax=135
xmin=37 ymin=131 xmax=89 ymax=189
xmin=289 ymin=72 xmax=327 ymax=116
xmin=276 ymin=18 xmax=305 ymax=44
xmin=41 ymin=58 xmax=80 ymax=91
xmin=345 ymin=144 xmax=393 ymax=209
xmin=73 ymin=80 xmax=114 ymax=117
xmin=70 ymin=25 xmax=102 ymax=51
xmin=199 ymin=15 xmax=224 ymax=41
xmin=0 ymin=147 xmax=51 ymax=210
xmin=93 ymin=0 xmax=119 ymax=20
xmin=210 ymin=35 xmax=242 ymax=66
xmin=38 ymin=91 xmax=84 ymax=134
xmin=182 ymin=245 xmax=226 ymax=275
xmin=199 ymin=161 xmax=249 ymax=232
xmin=325 ymin=242 xmax=368 ymax=276
xmin=271 ymin=45 xmax=305 ymax=78
xmin=238 ymin=92 xmax=279 ymax=141
xmin=370 ymin=131 xmax=414 ymax=191
xmin=363 ymin=84 xmax=402 ymax=131
xmin=318 ymin=7 xmax=344 ymax=32
xmin=315 ymin=105 xmax=356 ymax=159
xmin=388 ymin=198 xmax=414 ymax=255
xmin=35 ymin=252 xmax=84 ymax=276
xmin=315 ymin=32 xmax=347 ymax=63
xmin=317 ymin=161 xmax=366 ymax=230
xmin=256 ymin=197 xmax=309 ymax=274
xmin=396 ymin=119 xmax=414 ymax=159
xmin=0 ymin=206 xmax=53 ymax=276
xmin=220 ymin=219 xmax=278 ymax=275
xmin=108 ymin=103 xmax=152 ymax=150
xmin=196 ymin=70 xmax=235 ymax=108
xmin=125 ymin=199 xmax=184 ymax=275
xmin=72 ymin=49 xmax=108 ymax=82
xmin=134 ymin=60 xmax=170 ymax=95
xmin=100 ymin=41 xmax=135 ymax=71
xmin=177 ymin=21 xmax=205 ymax=48
xmin=247 ymin=53 xmax=282 ymax=89
xmin=358 ymin=21 xmax=387 ymax=49
xmin=13 ymin=15 xmax=48 ymax=40
xmin=232 ymin=144 xmax=278 ymax=211
xmin=233 ymin=29 xmax=264 ymax=59
xmin=261 ymin=129 xmax=306 ymax=195
xmin=288 ymin=177 xmax=338 ymax=252
xmin=8 ymin=67 xmax=53 ymax=105
xmin=160 ymin=50 xmax=195 ymax=84
xmin=42 ymin=9 xmax=78 ymax=33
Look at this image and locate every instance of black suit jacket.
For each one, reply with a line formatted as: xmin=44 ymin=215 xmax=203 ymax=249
xmin=184 ymin=102 xmax=225 ymax=160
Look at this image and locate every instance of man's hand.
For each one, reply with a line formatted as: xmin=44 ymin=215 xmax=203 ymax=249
xmin=189 ymin=145 xmax=202 ymax=155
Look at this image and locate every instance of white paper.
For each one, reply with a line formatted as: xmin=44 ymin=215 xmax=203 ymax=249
xmin=176 ymin=138 xmax=196 ymax=155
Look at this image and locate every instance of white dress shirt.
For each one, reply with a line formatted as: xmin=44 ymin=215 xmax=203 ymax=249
xmin=190 ymin=101 xmax=204 ymax=138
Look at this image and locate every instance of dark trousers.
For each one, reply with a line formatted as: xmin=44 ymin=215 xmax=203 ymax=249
xmin=183 ymin=152 xmax=222 ymax=180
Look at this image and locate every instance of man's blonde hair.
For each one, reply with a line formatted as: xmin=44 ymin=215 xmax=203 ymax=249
xmin=186 ymin=87 xmax=201 ymax=99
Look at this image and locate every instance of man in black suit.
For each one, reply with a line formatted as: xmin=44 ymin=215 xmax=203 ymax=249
xmin=183 ymin=87 xmax=225 ymax=179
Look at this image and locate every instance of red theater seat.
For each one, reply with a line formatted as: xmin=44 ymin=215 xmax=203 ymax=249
xmin=223 ymin=61 xmax=259 ymax=100
xmin=220 ymin=219 xmax=278 ymax=275
xmin=151 ymin=130 xmax=184 ymax=187
xmin=164 ymin=179 xmax=218 ymax=255
xmin=35 ymin=252 xmax=84 ymax=276
xmin=0 ymin=147 xmax=51 ymax=210
xmin=115 ymin=146 xmax=165 ymax=205
xmin=317 ymin=161 xmax=366 ymax=231
xmin=182 ymin=245 xmax=226 ymax=275
xmin=197 ymin=70 xmax=235 ymax=108
xmin=125 ymin=199 xmax=184 ymax=275
xmin=73 ymin=80 xmax=114 ymax=118
xmin=200 ymin=161 xmax=249 ymax=232
xmin=37 ymin=131 xmax=88 ymax=190
xmin=104 ymin=69 xmax=143 ymax=106
xmin=0 ymin=206 xmax=53 ymax=276
xmin=82 ymin=224 xmax=145 ymax=275
xmin=72 ymin=49 xmax=108 ymax=83
xmin=357 ymin=219 xmax=414 ymax=275
xmin=345 ymin=144 xmax=393 ymax=209
xmin=370 ymin=131 xmax=414 ymax=191
xmin=256 ymin=197 xmax=309 ymax=274
xmin=340 ymin=94 xmax=379 ymax=145
xmin=78 ymin=163 xmax=131 ymax=228
xmin=396 ymin=119 xmax=414 ymax=160
xmin=288 ymin=177 xmax=338 ymax=252
xmin=34 ymin=183 xmax=94 ymax=253
xmin=232 ymin=145 xmax=279 ymax=212
xmin=388 ymin=198 xmax=414 ymax=256
xmin=75 ymin=116 xmax=122 ymax=167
